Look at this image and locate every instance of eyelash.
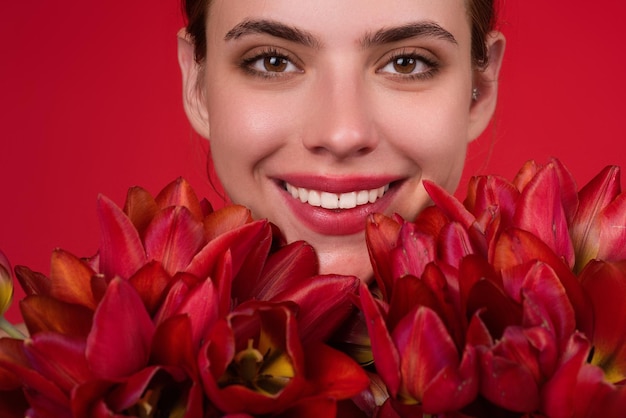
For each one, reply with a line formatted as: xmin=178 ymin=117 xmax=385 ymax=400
xmin=239 ymin=47 xmax=440 ymax=81
xmin=239 ymin=47 xmax=302 ymax=79
xmin=377 ymin=50 xmax=440 ymax=81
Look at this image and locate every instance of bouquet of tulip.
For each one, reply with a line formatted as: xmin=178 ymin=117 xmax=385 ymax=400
xmin=1 ymin=158 xmax=625 ymax=417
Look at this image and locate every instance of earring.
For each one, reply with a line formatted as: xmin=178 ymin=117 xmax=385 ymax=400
xmin=472 ymin=88 xmax=479 ymax=101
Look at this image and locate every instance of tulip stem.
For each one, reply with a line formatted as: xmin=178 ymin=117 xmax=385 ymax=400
xmin=0 ymin=317 xmax=26 ymax=339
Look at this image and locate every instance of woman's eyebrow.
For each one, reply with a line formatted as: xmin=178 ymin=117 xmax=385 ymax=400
xmin=223 ymin=19 xmax=457 ymax=49
xmin=224 ymin=19 xmax=320 ymax=48
xmin=361 ymin=21 xmax=458 ymax=47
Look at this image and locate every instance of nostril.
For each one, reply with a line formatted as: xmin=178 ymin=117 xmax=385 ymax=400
xmin=355 ymin=145 xmax=375 ymax=157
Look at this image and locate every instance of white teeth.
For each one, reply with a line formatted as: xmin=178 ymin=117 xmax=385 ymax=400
xmin=356 ymin=190 xmax=369 ymax=205
xmin=320 ymin=192 xmax=339 ymax=209
xmin=339 ymin=192 xmax=357 ymax=209
xmin=285 ymin=183 xmax=390 ymax=210
xmin=308 ymin=190 xmax=321 ymax=206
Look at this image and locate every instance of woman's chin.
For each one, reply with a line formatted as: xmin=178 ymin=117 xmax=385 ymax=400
xmin=314 ymin=237 xmax=374 ymax=283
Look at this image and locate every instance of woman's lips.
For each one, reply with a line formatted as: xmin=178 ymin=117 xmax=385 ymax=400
xmin=279 ymin=178 xmax=400 ymax=236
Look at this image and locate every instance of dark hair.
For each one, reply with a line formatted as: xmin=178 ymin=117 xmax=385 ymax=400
xmin=182 ymin=0 xmax=498 ymax=69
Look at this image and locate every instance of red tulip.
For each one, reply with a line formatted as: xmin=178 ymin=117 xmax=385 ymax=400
xmin=512 ymin=162 xmax=575 ymax=269
xmin=199 ymin=300 xmax=368 ymax=415
xmin=570 ymin=165 xmax=626 ymax=271
xmin=11 ymin=277 xmax=203 ymax=417
xmin=464 ymin=174 xmax=519 ymax=233
xmin=359 ymin=282 xmax=478 ymax=415
xmin=580 ymin=260 xmax=626 ymax=383
xmin=365 ymin=212 xmax=403 ymax=301
xmin=478 ymin=261 xmax=577 ymax=412
xmin=541 ymin=332 xmax=626 ymax=418
xmin=493 ymin=228 xmax=594 ymax=338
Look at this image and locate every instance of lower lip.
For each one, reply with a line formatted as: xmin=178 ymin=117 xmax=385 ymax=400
xmin=281 ymin=185 xmax=398 ymax=236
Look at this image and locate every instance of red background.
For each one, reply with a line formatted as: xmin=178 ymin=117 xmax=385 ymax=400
xmin=2 ymin=2 xmax=626 ymax=321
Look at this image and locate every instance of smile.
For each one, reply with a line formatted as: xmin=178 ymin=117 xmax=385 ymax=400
xmin=285 ymin=182 xmax=390 ymax=210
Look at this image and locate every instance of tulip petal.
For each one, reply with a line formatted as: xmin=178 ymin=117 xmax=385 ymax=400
xmin=423 ymin=180 xmax=475 ymax=230
xmin=466 ymin=279 xmax=521 ymax=340
xmin=421 ymin=264 xmax=464 ymax=348
xmin=423 ymin=180 xmax=488 ymax=256
xmin=540 ymin=331 xmax=590 ymax=418
xmin=49 ymin=249 xmax=98 ymax=309
xmin=253 ymin=241 xmax=318 ymax=301
xmin=23 ymin=333 xmax=92 ymax=393
xmin=569 ymin=365 xmax=626 ymax=418
xmin=97 ymin=194 xmax=146 ymax=280
xmin=550 ymin=158 xmax=579 ymax=224
xmin=387 ymin=274 xmax=439 ymax=334
xmin=186 ymin=220 xmax=270 ymax=290
xmin=20 ymin=295 xmax=93 ymax=338
xmin=151 ymin=315 xmax=197 ymax=377
xmin=580 ymin=260 xmax=626 ymax=382
xmin=154 ymin=273 xmax=198 ymax=326
xmin=512 ymin=159 xmax=540 ymax=192
xmin=440 ymin=222 xmax=476 ymax=269
xmin=358 ymin=283 xmax=401 ymax=397
xmin=86 ymin=278 xmax=155 ymax=379
xmin=0 ymin=338 xmax=30 ymax=389
xmin=200 ymin=318 xmax=235 ymax=382
xmin=464 ymin=175 xmax=519 ymax=232
xmin=128 ymin=261 xmax=173 ymax=316
xmin=0 ymin=344 xmax=70 ymax=410
xmin=23 ymin=389 xmax=73 ymax=418
xmin=458 ymin=254 xmax=500 ymax=317
xmin=393 ymin=306 xmax=462 ymax=404
xmin=365 ymin=213 xmax=402 ymax=301
xmin=273 ymin=275 xmax=359 ymax=344
xmin=422 ymin=346 xmax=478 ymax=413
xmin=571 ymin=165 xmax=620 ymax=270
xmin=14 ymin=265 xmax=51 ymax=297
xmin=494 ymin=228 xmax=593 ymax=337
xmin=71 ymin=380 xmax=120 ymax=418
xmin=597 ymin=191 xmax=626 ymax=262
xmin=513 ymin=163 xmax=575 ymax=268
xmin=170 ymin=277 xmax=218 ymax=349
xmin=479 ymin=328 xmax=540 ymax=412
xmin=521 ymin=262 xmax=576 ymax=353
xmin=390 ymin=222 xmax=436 ymax=281
xmin=122 ymin=186 xmax=158 ymax=238
xmin=155 ymin=177 xmax=204 ymax=220
xmin=303 ymin=342 xmax=369 ymax=399
xmin=231 ymin=222 xmax=274 ymax=298
xmin=204 ymin=205 xmax=253 ymax=242
xmin=144 ymin=206 xmax=206 ymax=276
xmin=105 ymin=366 xmax=161 ymax=412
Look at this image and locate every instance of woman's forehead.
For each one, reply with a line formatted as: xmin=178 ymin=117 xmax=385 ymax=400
xmin=206 ymin=0 xmax=471 ymax=43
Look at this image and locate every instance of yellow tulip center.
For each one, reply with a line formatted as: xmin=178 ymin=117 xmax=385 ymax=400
xmin=590 ymin=346 xmax=626 ymax=384
xmin=219 ymin=338 xmax=295 ymax=395
xmin=125 ymin=381 xmax=188 ymax=418
xmin=0 ymin=263 xmax=13 ymax=316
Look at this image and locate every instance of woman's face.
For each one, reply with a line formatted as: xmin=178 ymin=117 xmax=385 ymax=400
xmin=181 ymin=0 xmax=503 ymax=281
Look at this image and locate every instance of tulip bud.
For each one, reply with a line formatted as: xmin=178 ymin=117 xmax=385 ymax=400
xmin=0 ymin=250 xmax=14 ymax=316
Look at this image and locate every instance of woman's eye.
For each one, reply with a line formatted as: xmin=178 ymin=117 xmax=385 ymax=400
xmin=378 ymin=54 xmax=435 ymax=78
xmin=244 ymin=53 xmax=301 ymax=75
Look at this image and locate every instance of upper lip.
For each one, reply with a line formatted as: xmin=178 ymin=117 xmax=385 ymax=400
xmin=277 ymin=174 xmax=402 ymax=194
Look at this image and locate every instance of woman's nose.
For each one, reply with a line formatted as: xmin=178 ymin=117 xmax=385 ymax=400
xmin=302 ymin=74 xmax=379 ymax=160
